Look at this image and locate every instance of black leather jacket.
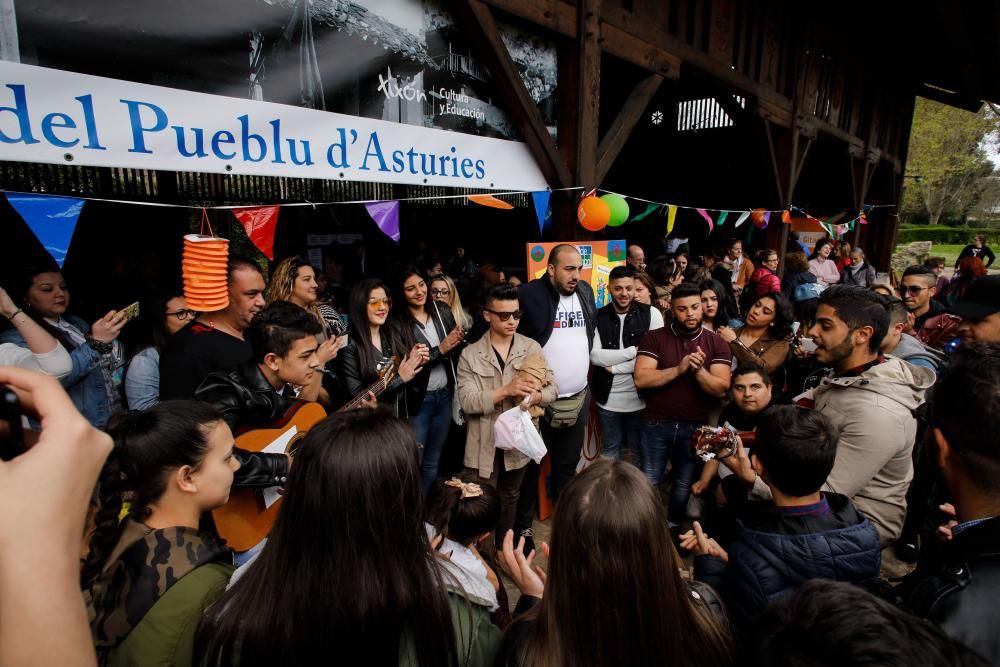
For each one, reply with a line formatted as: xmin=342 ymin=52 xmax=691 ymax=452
xmin=336 ymin=329 xmax=408 ymax=416
xmin=898 ymin=516 xmax=1000 ymax=663
xmin=194 ymin=361 xmax=293 ymax=488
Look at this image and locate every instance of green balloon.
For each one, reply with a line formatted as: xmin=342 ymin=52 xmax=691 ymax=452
xmin=601 ymin=194 xmax=630 ymax=227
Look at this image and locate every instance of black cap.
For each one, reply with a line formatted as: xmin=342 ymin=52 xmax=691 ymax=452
xmin=950 ymin=275 xmax=1000 ymax=320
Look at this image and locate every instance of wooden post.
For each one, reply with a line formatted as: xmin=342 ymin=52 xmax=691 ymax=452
xmin=576 ymin=0 xmax=602 ymax=192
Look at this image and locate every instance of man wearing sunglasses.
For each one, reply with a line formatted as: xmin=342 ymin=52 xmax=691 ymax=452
xmin=899 ymin=265 xmax=945 ymax=334
xmin=456 ymin=284 xmax=556 ymax=539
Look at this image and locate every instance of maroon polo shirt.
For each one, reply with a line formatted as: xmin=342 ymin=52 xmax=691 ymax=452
xmin=637 ymin=324 xmax=732 ymax=423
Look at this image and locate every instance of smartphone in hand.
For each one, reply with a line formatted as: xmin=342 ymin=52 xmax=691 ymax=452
xmin=114 ymin=301 xmax=141 ymax=323
xmin=0 ymin=386 xmax=25 ymax=461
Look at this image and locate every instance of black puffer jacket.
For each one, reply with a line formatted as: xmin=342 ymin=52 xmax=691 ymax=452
xmin=694 ymin=493 xmax=881 ymax=631
xmin=194 ymin=361 xmax=293 ymax=487
xmin=898 ymin=516 xmax=1000 ymax=664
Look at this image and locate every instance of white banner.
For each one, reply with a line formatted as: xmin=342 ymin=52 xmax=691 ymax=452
xmin=0 ymin=61 xmax=548 ymax=191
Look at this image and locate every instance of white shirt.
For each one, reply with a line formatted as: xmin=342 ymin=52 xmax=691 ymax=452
xmin=542 ymin=293 xmax=590 ymax=397
xmin=0 ymin=342 xmax=72 ymax=377
xmin=590 ymin=308 xmax=664 ymax=412
xmin=418 ymin=318 xmax=449 ymax=392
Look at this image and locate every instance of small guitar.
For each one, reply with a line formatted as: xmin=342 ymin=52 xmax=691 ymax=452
xmin=213 ymin=359 xmax=397 ymax=551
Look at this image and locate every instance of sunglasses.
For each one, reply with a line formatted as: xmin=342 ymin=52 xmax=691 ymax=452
xmin=367 ymin=298 xmax=392 ymax=308
xmin=488 ymin=309 xmax=522 ymax=321
xmin=166 ymin=309 xmax=196 ymax=321
xmin=898 ymin=285 xmax=929 ymax=296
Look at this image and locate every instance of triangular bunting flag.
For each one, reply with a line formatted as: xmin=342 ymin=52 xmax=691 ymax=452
xmin=760 ymin=211 xmax=771 ymax=230
xmin=667 ymin=205 xmax=678 ymax=235
xmin=734 ymin=211 xmax=751 ymax=228
xmin=716 ymin=211 xmax=729 ymax=226
xmin=781 ymin=210 xmax=792 ymax=224
xmin=231 ymin=206 xmax=280 ymax=260
xmin=859 ymin=211 xmax=868 ymax=225
xmin=630 ymin=202 xmax=659 ymax=222
xmin=697 ymin=208 xmax=714 ymax=232
xmin=468 ymin=194 xmax=514 ymax=210
xmin=364 ymin=200 xmax=401 ymax=242
xmin=7 ymin=193 xmax=85 ymax=267
xmin=531 ymin=191 xmax=551 ymax=235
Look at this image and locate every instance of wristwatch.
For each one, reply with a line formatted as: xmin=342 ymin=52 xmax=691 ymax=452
xmin=86 ymin=335 xmax=113 ymax=354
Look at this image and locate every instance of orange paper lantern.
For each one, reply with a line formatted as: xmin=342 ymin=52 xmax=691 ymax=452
xmin=182 ymin=234 xmax=230 ymax=311
xmin=577 ymin=196 xmax=610 ymax=232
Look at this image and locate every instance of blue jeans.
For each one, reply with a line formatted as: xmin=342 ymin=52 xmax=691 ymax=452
xmin=640 ymin=421 xmax=700 ymax=524
xmin=596 ymin=406 xmax=643 ymax=468
xmin=411 ymin=388 xmax=454 ymax=495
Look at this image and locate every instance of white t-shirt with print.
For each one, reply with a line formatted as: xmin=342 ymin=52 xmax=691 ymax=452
xmin=542 ymin=293 xmax=590 ymax=397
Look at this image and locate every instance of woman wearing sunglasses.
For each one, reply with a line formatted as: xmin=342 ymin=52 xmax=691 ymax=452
xmin=337 ymin=278 xmax=428 ymax=416
xmin=124 ymin=293 xmax=195 ymax=410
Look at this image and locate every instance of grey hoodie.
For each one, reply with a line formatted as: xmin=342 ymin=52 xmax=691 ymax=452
xmin=795 ymin=357 xmax=936 ymax=545
xmin=890 ymin=334 xmax=943 ymax=373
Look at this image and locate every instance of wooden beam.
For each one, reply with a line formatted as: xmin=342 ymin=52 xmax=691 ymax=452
xmin=484 ymin=0 xmax=891 ymax=174
xmin=594 ymin=73 xmax=664 ymax=185
xmin=576 ymin=0 xmax=602 ymax=191
xmin=454 ymin=0 xmax=573 ymax=188
xmin=479 ymin=0 xmax=680 ymax=78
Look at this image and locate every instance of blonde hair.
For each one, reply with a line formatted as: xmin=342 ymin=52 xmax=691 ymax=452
xmin=431 ymin=274 xmax=472 ymax=329
xmin=265 ymin=256 xmax=323 ymax=324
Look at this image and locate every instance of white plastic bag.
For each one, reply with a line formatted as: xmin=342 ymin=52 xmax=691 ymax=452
xmin=494 ymin=399 xmax=547 ymax=463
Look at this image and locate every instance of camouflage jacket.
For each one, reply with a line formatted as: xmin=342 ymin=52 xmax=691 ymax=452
xmin=86 ymin=519 xmax=230 ymax=664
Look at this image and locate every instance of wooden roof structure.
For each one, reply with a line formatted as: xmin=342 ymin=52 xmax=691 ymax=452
xmin=454 ymin=0 xmax=1000 ymax=268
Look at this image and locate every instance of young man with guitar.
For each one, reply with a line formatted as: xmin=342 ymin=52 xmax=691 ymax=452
xmin=197 ymin=301 xmax=384 ymax=551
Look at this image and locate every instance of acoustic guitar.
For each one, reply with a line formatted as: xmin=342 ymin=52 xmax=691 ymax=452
xmin=213 ymin=360 xmax=396 ymax=551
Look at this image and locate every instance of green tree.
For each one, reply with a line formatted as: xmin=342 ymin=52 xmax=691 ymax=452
xmin=902 ymin=97 xmax=999 ymax=226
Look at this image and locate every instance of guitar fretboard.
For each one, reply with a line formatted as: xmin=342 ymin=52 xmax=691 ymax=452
xmin=340 ymin=376 xmax=389 ymax=412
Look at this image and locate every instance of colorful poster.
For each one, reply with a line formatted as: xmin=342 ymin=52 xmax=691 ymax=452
xmin=525 ymin=241 xmax=626 ymax=308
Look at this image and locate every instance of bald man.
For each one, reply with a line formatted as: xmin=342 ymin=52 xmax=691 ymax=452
xmin=514 ymin=243 xmax=598 ymax=551
xmin=627 ymin=244 xmax=647 ymax=272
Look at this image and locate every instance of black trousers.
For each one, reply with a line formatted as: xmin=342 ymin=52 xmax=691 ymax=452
xmin=513 ymin=390 xmax=590 ymax=533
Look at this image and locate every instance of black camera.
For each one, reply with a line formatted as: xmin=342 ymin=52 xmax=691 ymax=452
xmin=0 ymin=386 xmax=25 ymax=461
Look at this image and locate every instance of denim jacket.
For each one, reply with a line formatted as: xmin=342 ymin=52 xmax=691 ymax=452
xmin=0 ymin=314 xmax=111 ymax=428
xmin=124 ymin=346 xmax=160 ymax=411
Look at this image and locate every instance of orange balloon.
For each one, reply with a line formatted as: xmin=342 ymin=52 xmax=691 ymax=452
xmin=577 ymin=196 xmax=610 ymax=231
xmin=750 ymin=208 xmax=768 ymax=227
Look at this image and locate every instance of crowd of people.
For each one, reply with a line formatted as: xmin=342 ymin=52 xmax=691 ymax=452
xmin=0 ymin=230 xmax=998 ymax=666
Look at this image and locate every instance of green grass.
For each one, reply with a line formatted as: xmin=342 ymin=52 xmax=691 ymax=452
xmin=895 ymin=243 xmax=965 ymax=267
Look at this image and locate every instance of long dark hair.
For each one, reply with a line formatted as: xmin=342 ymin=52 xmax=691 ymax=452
xmin=14 ymin=265 xmax=79 ymax=351
xmin=80 ymin=401 xmax=224 ymax=591
xmin=699 ymin=278 xmax=739 ymax=327
xmin=746 ymin=291 xmax=796 ymax=339
xmin=517 ymin=461 xmax=732 ymax=667
xmin=426 ymin=473 xmax=501 ymax=548
xmin=134 ymin=292 xmax=185 ymax=354
xmin=196 ymin=409 xmax=459 ymax=666
xmin=347 ymin=278 xmax=397 ymax=380
xmin=393 ymin=265 xmax=433 ymax=353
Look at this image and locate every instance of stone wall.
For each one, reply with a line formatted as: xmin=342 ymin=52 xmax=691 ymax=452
xmin=890 ymin=241 xmax=933 ymax=274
